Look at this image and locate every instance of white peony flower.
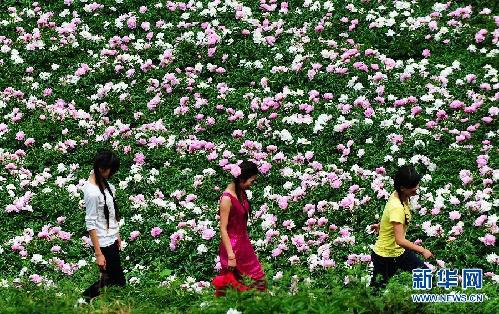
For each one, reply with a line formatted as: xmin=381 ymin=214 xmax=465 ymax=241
xmin=197 ymin=244 xmax=208 ymax=254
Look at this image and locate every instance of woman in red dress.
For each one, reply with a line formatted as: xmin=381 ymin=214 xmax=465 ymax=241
xmin=216 ymin=160 xmax=266 ymax=293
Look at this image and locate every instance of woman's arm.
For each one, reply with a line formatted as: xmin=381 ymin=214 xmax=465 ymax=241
xmin=392 ymin=222 xmax=433 ymax=259
xmin=219 ymin=196 xmax=235 ymax=260
xmin=89 ymin=229 xmax=106 ymax=269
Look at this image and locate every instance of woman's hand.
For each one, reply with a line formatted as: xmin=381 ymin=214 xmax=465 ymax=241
xmin=117 ymin=234 xmax=122 ymax=250
xmin=422 ymin=248 xmax=433 ymax=260
xmin=370 ymin=223 xmax=380 ymax=234
xmin=228 ymin=254 xmax=236 ymax=268
xmin=96 ymin=253 xmax=106 ymax=270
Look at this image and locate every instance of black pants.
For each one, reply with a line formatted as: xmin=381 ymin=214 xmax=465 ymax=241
xmin=370 ymin=249 xmax=427 ymax=289
xmin=83 ymin=240 xmax=125 ymax=299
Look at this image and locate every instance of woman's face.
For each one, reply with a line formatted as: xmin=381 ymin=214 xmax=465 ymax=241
xmin=99 ymin=167 xmax=111 ymax=178
xmin=241 ymin=175 xmax=257 ymax=189
xmin=401 ymin=184 xmax=419 ymax=197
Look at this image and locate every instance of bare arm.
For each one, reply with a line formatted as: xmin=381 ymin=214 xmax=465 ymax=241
xmin=88 ymin=229 xmax=103 ymax=255
xmin=88 ymin=229 xmax=106 ymax=269
xmin=392 ymin=222 xmax=433 ymax=259
xmin=219 ymin=196 xmax=235 ymax=259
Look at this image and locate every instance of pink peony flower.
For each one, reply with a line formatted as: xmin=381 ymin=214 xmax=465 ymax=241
xmin=201 ymin=228 xmax=216 ymax=240
xmin=151 ymin=227 xmax=162 ymax=238
xmin=58 ymin=231 xmax=71 ymax=240
xmin=475 ymin=29 xmax=488 ymax=43
xmin=449 ymin=211 xmax=461 ymax=220
xmin=129 ymin=230 xmax=140 ymax=241
xmin=259 ymin=162 xmax=271 ymax=174
xmin=16 ymin=131 xmax=25 ymax=141
xmin=272 ymin=248 xmax=282 ymax=257
xmin=24 ymin=138 xmax=35 ymax=146
xmin=30 ymin=274 xmax=43 ymax=284
xmin=51 ymin=245 xmax=61 ymax=253
xmin=127 ymin=16 xmax=137 ymax=29
xmin=278 ymin=196 xmax=289 ymax=209
xmin=480 ymin=234 xmax=495 ymax=246
xmin=459 ymin=170 xmax=473 ymax=185
xmin=133 ymin=152 xmax=145 ymax=166
xmin=230 ymin=164 xmax=241 ymax=177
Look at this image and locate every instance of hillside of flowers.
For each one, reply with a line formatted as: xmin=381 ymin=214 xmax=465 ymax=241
xmin=0 ymin=0 xmax=497 ymax=310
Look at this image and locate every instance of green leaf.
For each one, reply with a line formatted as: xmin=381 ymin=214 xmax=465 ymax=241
xmin=159 ymin=268 xmax=173 ymax=279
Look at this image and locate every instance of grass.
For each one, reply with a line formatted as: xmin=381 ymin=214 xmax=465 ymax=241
xmin=1 ymin=272 xmax=497 ymax=314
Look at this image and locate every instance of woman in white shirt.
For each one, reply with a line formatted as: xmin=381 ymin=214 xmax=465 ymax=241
xmin=82 ymin=149 xmax=125 ymax=300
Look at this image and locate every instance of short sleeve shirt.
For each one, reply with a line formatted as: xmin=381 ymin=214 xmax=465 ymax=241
xmin=373 ymin=191 xmax=412 ymax=257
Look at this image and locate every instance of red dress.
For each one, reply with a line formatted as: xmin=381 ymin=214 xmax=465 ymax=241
xmin=218 ymin=191 xmax=265 ymax=281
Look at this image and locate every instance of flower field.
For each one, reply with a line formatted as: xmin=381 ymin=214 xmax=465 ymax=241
xmin=0 ymin=0 xmax=497 ymax=313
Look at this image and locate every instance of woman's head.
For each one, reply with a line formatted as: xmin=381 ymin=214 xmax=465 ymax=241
xmin=93 ymin=149 xmax=120 ymax=179
xmin=393 ymin=165 xmax=422 ymax=199
xmin=92 ymin=149 xmax=120 ymax=228
xmin=234 ymin=160 xmax=259 ymax=190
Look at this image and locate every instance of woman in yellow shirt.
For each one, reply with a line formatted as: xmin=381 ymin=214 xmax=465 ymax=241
xmin=370 ymin=165 xmax=433 ymax=289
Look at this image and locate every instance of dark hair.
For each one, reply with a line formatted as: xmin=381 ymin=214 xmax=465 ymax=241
xmin=393 ymin=165 xmax=421 ymax=225
xmin=233 ymin=160 xmax=259 ymax=221
xmin=93 ymin=149 xmax=120 ymax=228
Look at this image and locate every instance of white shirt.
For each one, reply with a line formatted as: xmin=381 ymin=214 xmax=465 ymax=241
xmin=83 ymin=181 xmax=119 ymax=247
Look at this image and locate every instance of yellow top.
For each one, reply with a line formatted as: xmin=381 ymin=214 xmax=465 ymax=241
xmin=373 ymin=191 xmax=412 ymax=257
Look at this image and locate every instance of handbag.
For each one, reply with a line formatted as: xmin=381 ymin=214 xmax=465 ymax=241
xmin=212 ymin=267 xmax=249 ymax=297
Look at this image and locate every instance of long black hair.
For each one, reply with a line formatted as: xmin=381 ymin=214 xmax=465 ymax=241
xmin=92 ymin=149 xmax=120 ymax=229
xmin=233 ymin=160 xmax=259 ymax=221
xmin=393 ymin=165 xmax=421 ymax=225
